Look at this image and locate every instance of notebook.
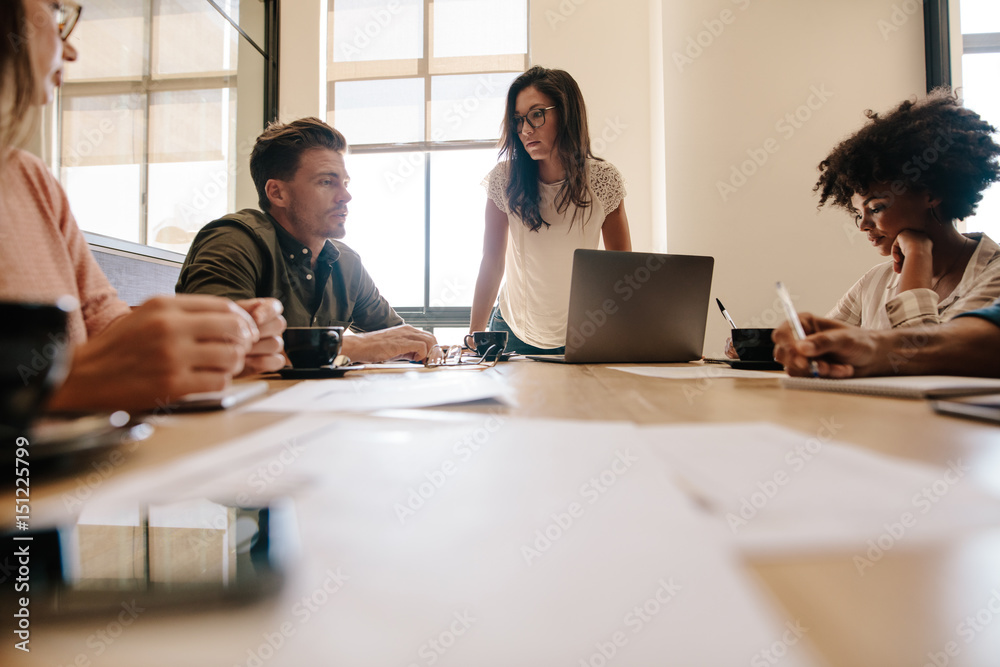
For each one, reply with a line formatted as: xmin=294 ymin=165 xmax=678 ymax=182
xmin=527 ymin=249 xmax=714 ymax=364
xmin=781 ymin=375 xmax=1000 ymax=399
xmin=932 ymin=394 xmax=1000 ymax=424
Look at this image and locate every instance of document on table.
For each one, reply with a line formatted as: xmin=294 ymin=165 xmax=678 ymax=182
xmin=641 ymin=422 xmax=1000 ymax=556
xmin=245 ymin=371 xmax=512 ymax=412
xmin=34 ymin=414 xmax=821 ymax=667
xmin=609 ymin=365 xmax=779 ymax=380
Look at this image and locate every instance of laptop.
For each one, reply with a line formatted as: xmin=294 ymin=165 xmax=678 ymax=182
xmin=527 ymin=249 xmax=714 ymax=364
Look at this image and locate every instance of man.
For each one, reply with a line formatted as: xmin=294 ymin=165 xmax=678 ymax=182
xmin=773 ymin=299 xmax=1000 ymax=378
xmin=177 ymin=118 xmax=437 ymax=363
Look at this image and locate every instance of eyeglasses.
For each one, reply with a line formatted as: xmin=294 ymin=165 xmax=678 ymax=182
xmin=513 ymin=106 xmax=556 ymax=133
xmin=423 ymin=344 xmax=500 ymax=369
xmin=53 ymin=2 xmax=83 ymax=41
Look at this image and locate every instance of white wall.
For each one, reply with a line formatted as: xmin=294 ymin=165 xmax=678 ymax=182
xmin=530 ymin=0 xmax=664 ymax=254
xmin=279 ymin=0 xmax=328 ymax=122
xmin=662 ymin=0 xmax=925 ymax=354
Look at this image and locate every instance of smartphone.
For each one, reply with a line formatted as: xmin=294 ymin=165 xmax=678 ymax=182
xmin=167 ymin=381 xmax=269 ymax=412
xmin=2 ymin=497 xmax=297 ymax=617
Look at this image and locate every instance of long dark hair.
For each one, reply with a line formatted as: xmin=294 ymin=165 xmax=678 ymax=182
xmin=0 ymin=0 xmax=39 ymax=155
xmin=499 ymin=67 xmax=599 ymax=232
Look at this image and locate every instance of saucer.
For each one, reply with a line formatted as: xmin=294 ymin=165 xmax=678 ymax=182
xmin=275 ymin=366 xmax=351 ymax=379
xmin=723 ymin=359 xmax=784 ymax=371
xmin=30 ymin=413 xmax=154 ymax=462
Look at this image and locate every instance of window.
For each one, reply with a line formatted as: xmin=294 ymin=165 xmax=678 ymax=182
xmin=955 ymin=0 xmax=1000 ymax=239
xmin=327 ymin=0 xmax=528 ymax=333
xmin=46 ymin=0 xmax=276 ymax=258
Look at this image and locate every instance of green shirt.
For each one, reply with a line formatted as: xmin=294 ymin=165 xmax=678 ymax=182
xmin=176 ymin=209 xmax=403 ymax=330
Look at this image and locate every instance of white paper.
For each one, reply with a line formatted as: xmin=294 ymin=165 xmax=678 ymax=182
xmin=641 ymin=422 xmax=1000 ymax=556
xmin=245 ymin=370 xmax=512 ymax=412
xmin=27 ymin=415 xmax=820 ymax=667
xmin=609 ymin=365 xmax=780 ymax=380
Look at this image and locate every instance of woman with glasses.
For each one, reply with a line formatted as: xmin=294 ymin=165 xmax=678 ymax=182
xmin=0 ymin=0 xmax=286 ymax=412
xmin=816 ymin=89 xmax=1000 ymax=330
xmin=470 ymin=66 xmax=632 ymax=355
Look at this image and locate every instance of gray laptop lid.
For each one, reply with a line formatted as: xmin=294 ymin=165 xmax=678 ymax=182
xmin=563 ymin=250 xmax=714 ymax=363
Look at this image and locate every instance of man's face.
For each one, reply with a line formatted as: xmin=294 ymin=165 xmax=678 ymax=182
xmin=274 ymin=148 xmax=352 ymax=242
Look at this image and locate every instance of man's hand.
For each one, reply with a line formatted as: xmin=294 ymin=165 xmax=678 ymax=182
xmin=772 ymin=314 xmax=888 ymax=378
xmin=47 ymin=295 xmax=257 ymax=413
xmin=236 ymin=298 xmax=286 ymax=375
xmin=341 ymin=325 xmax=438 ymax=363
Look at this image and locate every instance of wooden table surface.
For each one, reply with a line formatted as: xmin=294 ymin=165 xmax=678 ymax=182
xmin=5 ymin=360 xmax=1000 ymax=667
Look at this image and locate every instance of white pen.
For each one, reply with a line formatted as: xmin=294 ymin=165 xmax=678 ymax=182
xmin=775 ymin=282 xmax=820 ymax=378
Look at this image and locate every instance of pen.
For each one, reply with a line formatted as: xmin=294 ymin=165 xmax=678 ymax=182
xmin=715 ymin=298 xmax=738 ymax=329
xmin=775 ymin=282 xmax=820 ymax=378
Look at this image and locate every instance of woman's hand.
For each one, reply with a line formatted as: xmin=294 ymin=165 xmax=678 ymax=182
xmin=235 ymin=298 xmax=286 ymax=375
xmin=724 ymin=337 xmax=739 ymax=359
xmin=892 ymin=230 xmax=935 ymax=291
xmin=47 ymin=295 xmax=257 ymax=413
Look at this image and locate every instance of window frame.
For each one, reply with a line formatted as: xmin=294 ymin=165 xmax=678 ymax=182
xmin=925 ymin=0 xmax=952 ymax=90
xmin=55 ymin=0 xmax=280 ymax=263
xmin=328 ymin=0 xmax=529 ymax=332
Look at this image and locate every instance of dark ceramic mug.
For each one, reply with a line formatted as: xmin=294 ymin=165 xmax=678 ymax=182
xmin=282 ymin=327 xmax=344 ymax=368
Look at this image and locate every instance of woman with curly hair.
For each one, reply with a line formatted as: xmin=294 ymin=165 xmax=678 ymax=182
xmin=470 ymin=67 xmax=632 ymax=354
xmin=816 ymin=88 xmax=1000 ymax=329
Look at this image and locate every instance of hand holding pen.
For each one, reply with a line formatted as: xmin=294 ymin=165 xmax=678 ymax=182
xmin=775 ymin=282 xmax=820 ymax=378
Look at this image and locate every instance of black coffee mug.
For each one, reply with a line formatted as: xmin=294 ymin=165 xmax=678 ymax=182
xmin=464 ymin=331 xmax=508 ymax=361
xmin=283 ymin=327 xmax=344 ymax=368
xmin=0 ymin=300 xmax=74 ymax=436
xmin=732 ymin=328 xmax=776 ymax=362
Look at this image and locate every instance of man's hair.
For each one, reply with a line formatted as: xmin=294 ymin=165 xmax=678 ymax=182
xmin=0 ymin=0 xmax=41 ymax=154
xmin=498 ymin=66 xmax=599 ymax=232
xmin=815 ymin=88 xmax=1000 ymax=222
xmin=250 ymin=117 xmax=348 ymax=211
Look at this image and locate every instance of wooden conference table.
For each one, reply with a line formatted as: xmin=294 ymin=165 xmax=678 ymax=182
xmin=5 ymin=360 xmax=1000 ymax=667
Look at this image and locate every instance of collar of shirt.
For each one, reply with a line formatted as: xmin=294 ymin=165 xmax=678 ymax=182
xmin=270 ymin=213 xmax=341 ymax=267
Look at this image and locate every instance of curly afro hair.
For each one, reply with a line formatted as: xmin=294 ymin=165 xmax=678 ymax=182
xmin=814 ymin=88 xmax=1000 ymax=222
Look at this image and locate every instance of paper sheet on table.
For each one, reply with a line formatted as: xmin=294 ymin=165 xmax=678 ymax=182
xmin=32 ymin=414 xmax=342 ymax=525
xmin=31 ymin=415 xmax=821 ymax=667
xmin=642 ymin=422 xmax=1000 ymax=556
xmin=609 ymin=365 xmax=779 ymax=380
xmin=245 ymin=371 xmax=511 ymax=412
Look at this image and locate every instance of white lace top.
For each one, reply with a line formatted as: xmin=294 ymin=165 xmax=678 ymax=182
xmin=484 ymin=158 xmax=627 ymax=348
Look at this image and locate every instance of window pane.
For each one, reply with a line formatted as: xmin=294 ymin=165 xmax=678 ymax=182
xmin=64 ymin=0 xmax=145 ymax=81
xmin=341 ymin=152 xmax=426 ymax=306
xmin=429 ymin=149 xmax=500 ymax=308
xmin=430 ymin=73 xmax=518 ymax=142
xmin=63 ymin=165 xmax=143 ymax=242
xmin=960 ymin=53 xmax=1000 ymax=240
xmin=433 ymin=0 xmax=527 ymax=58
xmin=148 ymin=161 xmax=231 ymax=252
xmin=332 ymin=79 xmax=425 ymax=145
xmin=149 ymin=89 xmax=232 ymax=164
xmin=960 ymin=0 xmax=1000 ymax=35
xmin=147 ymin=88 xmax=237 ymax=253
xmin=153 ymin=0 xmax=239 ymax=76
xmin=61 ymin=94 xmax=144 ymax=241
xmin=330 ymin=0 xmax=423 ymax=63
xmin=432 ymin=327 xmax=469 ymax=347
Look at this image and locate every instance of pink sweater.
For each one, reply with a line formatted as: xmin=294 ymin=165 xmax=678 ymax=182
xmin=0 ymin=149 xmax=130 ymax=345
